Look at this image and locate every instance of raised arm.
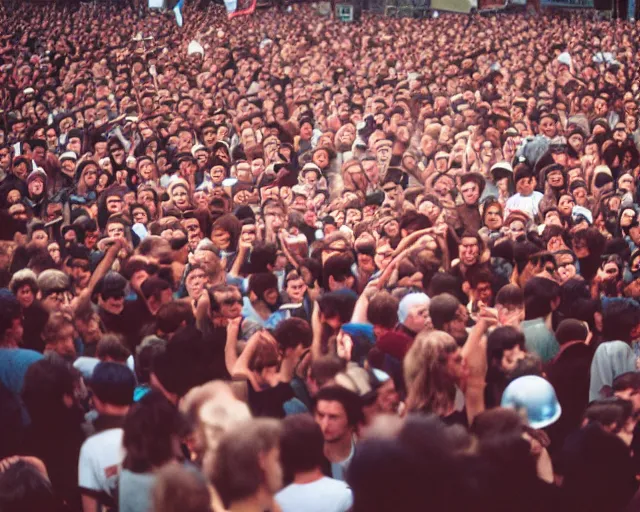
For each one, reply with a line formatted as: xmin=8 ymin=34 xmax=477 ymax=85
xmin=461 ymin=307 xmax=497 ymax=425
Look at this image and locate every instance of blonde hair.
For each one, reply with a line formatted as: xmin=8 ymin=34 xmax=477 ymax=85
xmin=180 ymin=382 xmax=249 ymax=468
xmin=403 ymin=330 xmax=459 ymax=415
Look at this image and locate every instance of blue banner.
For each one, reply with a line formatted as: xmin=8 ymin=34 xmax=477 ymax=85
xmin=540 ymin=0 xmax=594 ymax=7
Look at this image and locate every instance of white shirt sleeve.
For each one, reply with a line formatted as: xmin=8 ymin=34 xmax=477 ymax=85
xmin=78 ymin=440 xmax=100 ymax=490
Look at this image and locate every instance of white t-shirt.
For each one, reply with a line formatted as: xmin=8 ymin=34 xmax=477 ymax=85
xmin=504 ymin=191 xmax=543 ymax=220
xmin=78 ymin=427 xmax=125 ymax=499
xmin=276 ymin=477 xmax=353 ymax=512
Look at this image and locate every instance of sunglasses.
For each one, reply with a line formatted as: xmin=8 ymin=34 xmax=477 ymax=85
xmin=222 ymin=297 xmax=243 ymax=306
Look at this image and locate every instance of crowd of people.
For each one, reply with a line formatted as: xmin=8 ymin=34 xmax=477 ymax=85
xmin=2 ymin=0 xmax=640 ymax=510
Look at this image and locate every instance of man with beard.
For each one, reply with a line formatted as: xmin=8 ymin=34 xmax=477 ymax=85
xmin=455 ymin=173 xmax=485 ymax=236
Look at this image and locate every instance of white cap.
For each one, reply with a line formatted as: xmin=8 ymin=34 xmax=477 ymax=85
xmin=60 ymin=151 xmax=78 ymax=162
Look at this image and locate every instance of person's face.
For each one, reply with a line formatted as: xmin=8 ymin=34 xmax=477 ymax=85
xmin=546 ymin=170 xmax=564 ymax=188
xmin=132 ymin=207 xmax=148 ymax=225
xmin=473 ymin=278 xmax=493 ymax=305
xmin=61 ymin=159 xmax=76 ymax=177
xmin=202 ymin=127 xmax=216 ymax=147
xmin=417 ymin=200 xmax=440 ymax=223
xmin=13 ymin=162 xmax=28 ymax=180
xmin=106 ymin=195 xmax=123 ymax=214
xmin=557 ymin=195 xmax=575 ymax=216
xmin=171 ymin=186 xmax=189 ymax=209
xmin=110 ymin=146 xmax=125 ymax=164
xmin=236 ymin=163 xmax=252 ymax=183
xmin=28 ymin=178 xmax=44 ymax=196
xmin=539 ymin=117 xmax=557 ymax=138
xmin=516 ymin=177 xmax=536 ymax=196
xmin=251 ymin=158 xmax=265 ymax=178
xmin=507 ymin=220 xmax=526 ymax=241
xmin=483 ymin=205 xmax=502 ymax=230
xmin=621 ymin=208 xmax=637 ymax=228
xmin=285 ymin=276 xmax=307 ymax=302
xmin=46 ymin=129 xmax=58 ymax=149
xmin=106 ymin=222 xmax=125 ymax=239
xmin=211 ymin=227 xmax=231 ymax=250
xmin=376 ymin=143 xmax=392 ymax=164
xmin=362 ymin=160 xmax=379 ymax=185
xmin=500 ymin=345 xmax=526 ymax=372
xmin=67 ymin=137 xmax=82 ymax=155
xmin=572 ymin=186 xmax=587 ymax=204
xmin=185 ymin=269 xmax=206 ymax=299
xmin=315 ymin=400 xmax=352 ymax=443
xmin=445 ymin=346 xmax=469 ymax=382
xmin=384 ymin=220 xmax=399 ymax=238
xmin=48 ymin=243 xmax=61 ymax=264
xmin=49 ymin=324 xmax=76 ymax=360
xmin=215 ymin=291 xmax=243 ymax=319
xmin=567 ymin=168 xmax=582 ymax=184
xmin=374 ymin=243 xmax=394 ymax=271
xmin=70 ymin=260 xmax=91 ymax=288
xmin=459 ymin=237 xmax=479 ymax=266
xmin=0 ymin=148 xmax=11 ymax=169
xmin=619 ymin=175 xmax=635 ymax=193
xmin=84 ymin=167 xmax=98 ymax=188
xmin=210 ymin=165 xmax=226 ymax=184
xmin=313 ymin=149 xmax=329 ymax=169
xmin=263 ymin=287 xmax=279 ymax=306
xmin=300 ymin=123 xmax=313 ymax=140
xmin=101 ymin=295 xmax=125 ymax=315
xmin=139 ymin=160 xmax=154 ymax=180
xmin=461 ymin=182 xmax=480 ymax=205
xmin=31 ymin=229 xmax=49 ymax=248
xmin=404 ymin=302 xmax=431 ymax=333
xmin=16 ymin=284 xmax=35 ymax=309
xmin=345 ymin=209 xmax=362 ymax=227
xmin=137 ymin=190 xmax=157 ymax=216
xmin=376 ymin=379 xmax=400 ymax=414
xmin=421 ymin=134 xmax=437 ymax=156
xmin=594 ymin=98 xmax=608 ymax=116
xmin=602 ymin=260 xmax=620 ymax=281
xmin=568 ymin=134 xmax=584 ymax=153
xmin=41 ymin=290 xmax=73 ymax=313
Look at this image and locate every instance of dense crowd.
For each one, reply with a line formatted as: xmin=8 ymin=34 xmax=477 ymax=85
xmin=3 ymin=1 xmax=640 ymax=511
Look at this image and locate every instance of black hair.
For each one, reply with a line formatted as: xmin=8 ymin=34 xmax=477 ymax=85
xmin=486 ymin=326 xmax=525 ymax=365
xmin=89 ymin=362 xmax=136 ymax=406
xmin=122 ymin=391 xmax=189 ymax=473
xmin=140 ymin=276 xmax=172 ymax=301
xmin=523 ymin=277 xmax=560 ymax=320
xmin=248 ymin=272 xmax=278 ymax=299
xmin=0 ymin=460 xmax=58 ymax=512
xmin=248 ymin=241 xmax=278 ymax=273
xmin=323 ymin=253 xmax=355 ymax=291
xmin=495 ymin=284 xmax=524 ymax=308
xmin=280 ymin=414 xmax=325 ymax=478
xmin=317 ymin=291 xmax=357 ymax=324
xmin=429 ymin=293 xmax=461 ymax=330
xmin=602 ymin=299 xmax=640 ymax=343
xmin=272 ymin=317 xmax=312 ymax=351
xmin=135 ymin=337 xmax=167 ymax=385
xmin=0 ymin=291 xmax=21 ymax=342
xmin=21 ymin=357 xmax=78 ymax=426
xmin=314 ymin=385 xmax=363 ymax=427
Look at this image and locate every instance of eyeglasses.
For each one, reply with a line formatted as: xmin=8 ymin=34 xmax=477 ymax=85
xmin=222 ymin=297 xmax=243 ymax=306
